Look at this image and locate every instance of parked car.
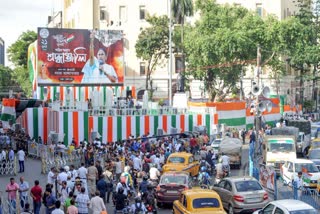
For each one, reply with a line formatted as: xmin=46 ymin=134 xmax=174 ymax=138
xmin=173 ymin=188 xmax=226 ymax=214
xmin=211 ymin=176 xmax=269 ymax=213
xmin=155 ymin=171 xmax=192 ymax=206
xmin=211 ymin=138 xmax=223 ymax=153
xmin=281 ymin=159 xmax=320 ymax=188
xmin=162 ymin=152 xmax=200 ymax=176
xmin=253 ymin=199 xmax=317 ymax=214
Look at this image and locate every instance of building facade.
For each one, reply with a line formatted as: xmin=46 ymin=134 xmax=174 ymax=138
xmin=62 ymin=0 xmax=301 ymax=102
xmin=0 ymin=37 xmax=4 ymax=66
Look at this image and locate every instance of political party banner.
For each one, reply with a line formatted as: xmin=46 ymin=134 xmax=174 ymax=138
xmin=37 ymin=28 xmax=124 ymax=85
xmin=259 ymin=164 xmax=275 ymax=192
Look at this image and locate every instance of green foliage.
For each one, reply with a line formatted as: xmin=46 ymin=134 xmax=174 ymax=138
xmin=6 ymin=31 xmax=36 ymax=97
xmin=7 ymin=31 xmax=37 ymax=67
xmin=171 ymin=0 xmax=194 ymax=24
xmin=135 ymin=15 xmax=169 ymax=91
xmin=303 ymin=100 xmax=314 ymax=112
xmin=184 ymin=0 xmax=277 ymax=101
xmin=0 ymin=65 xmax=21 ymax=99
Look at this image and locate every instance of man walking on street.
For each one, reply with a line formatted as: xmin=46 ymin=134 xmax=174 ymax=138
xmin=17 ymin=148 xmax=26 ymax=173
xmin=19 ymin=176 xmax=29 ymax=210
xmin=30 ymin=180 xmax=42 ymax=214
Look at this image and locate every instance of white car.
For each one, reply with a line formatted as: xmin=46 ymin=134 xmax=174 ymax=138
xmin=211 ymin=138 xmax=222 ymax=153
xmin=281 ymin=159 xmax=320 ymax=188
xmin=253 ymin=199 xmax=317 ymax=214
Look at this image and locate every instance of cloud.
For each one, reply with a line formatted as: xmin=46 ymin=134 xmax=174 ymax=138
xmin=0 ymin=0 xmax=62 ymax=65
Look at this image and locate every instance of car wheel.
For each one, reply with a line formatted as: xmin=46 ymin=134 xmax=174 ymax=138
xmin=228 ymin=204 xmax=235 ymax=214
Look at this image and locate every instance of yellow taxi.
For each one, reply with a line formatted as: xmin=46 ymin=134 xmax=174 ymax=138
xmin=317 ymin=179 xmax=320 ymax=193
xmin=310 ymin=139 xmax=320 ymax=150
xmin=162 ymin=152 xmax=200 ymax=176
xmin=173 ymin=188 xmax=226 ymax=214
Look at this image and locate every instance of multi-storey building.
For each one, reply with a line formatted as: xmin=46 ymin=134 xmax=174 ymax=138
xmin=0 ymin=37 xmax=4 ymax=66
xmin=62 ymin=0 xmax=301 ymax=102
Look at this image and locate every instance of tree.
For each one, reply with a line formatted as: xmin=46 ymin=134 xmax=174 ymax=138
xmin=7 ymin=30 xmax=37 ymax=97
xmin=171 ymin=0 xmax=194 ymax=91
xmin=0 ymin=65 xmax=20 ymax=99
xmin=135 ymin=15 xmax=169 ymax=95
xmin=184 ymin=0 xmax=274 ymax=101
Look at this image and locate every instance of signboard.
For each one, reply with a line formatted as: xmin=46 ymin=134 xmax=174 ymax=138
xmin=37 ymin=28 xmax=124 ymax=85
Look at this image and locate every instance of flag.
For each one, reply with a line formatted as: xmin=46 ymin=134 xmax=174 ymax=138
xmin=1 ymin=98 xmax=16 ymax=127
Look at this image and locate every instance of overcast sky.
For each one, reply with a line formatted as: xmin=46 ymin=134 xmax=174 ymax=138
xmin=0 ymin=0 xmax=62 ymax=66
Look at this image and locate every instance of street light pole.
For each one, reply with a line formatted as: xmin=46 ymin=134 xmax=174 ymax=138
xmin=168 ymin=0 xmax=173 ymax=106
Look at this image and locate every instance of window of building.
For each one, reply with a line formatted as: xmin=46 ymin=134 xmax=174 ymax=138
xmin=256 ymin=3 xmax=263 ymax=17
xmin=139 ymin=6 xmax=146 ymax=20
xmin=100 ymin=6 xmax=106 ymax=20
xmin=175 ymin=56 xmax=183 ymax=73
xmin=140 ymin=62 xmax=146 ymax=76
xmin=119 ymin=6 xmax=127 ymax=23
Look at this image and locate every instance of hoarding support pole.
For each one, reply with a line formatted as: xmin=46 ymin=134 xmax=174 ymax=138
xmin=168 ymin=0 xmax=173 ymax=106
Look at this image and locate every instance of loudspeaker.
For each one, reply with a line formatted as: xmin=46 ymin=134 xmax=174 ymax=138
xmin=262 ymin=86 xmax=270 ymax=98
xmin=258 ymin=102 xmax=266 ymax=112
xmin=266 ymin=100 xmax=273 ymax=113
xmin=252 ymin=85 xmax=261 ymax=96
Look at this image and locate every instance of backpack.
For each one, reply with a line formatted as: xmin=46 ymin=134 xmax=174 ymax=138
xmin=135 ymin=202 xmax=143 ymax=214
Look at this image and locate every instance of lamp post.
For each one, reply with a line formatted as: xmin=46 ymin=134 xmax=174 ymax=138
xmin=168 ymin=0 xmax=173 ymax=106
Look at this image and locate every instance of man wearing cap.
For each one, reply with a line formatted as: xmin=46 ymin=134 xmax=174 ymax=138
xmin=87 ymin=161 xmax=98 ymax=196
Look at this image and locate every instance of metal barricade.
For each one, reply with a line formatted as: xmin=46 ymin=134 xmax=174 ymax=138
xmin=27 ymin=141 xmax=38 ymax=159
xmin=0 ymin=158 xmax=16 ymax=176
xmin=41 ymin=148 xmax=83 ymax=174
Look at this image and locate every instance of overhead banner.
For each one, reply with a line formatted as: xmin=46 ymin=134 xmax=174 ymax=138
xmin=37 ymin=28 xmax=124 ymax=85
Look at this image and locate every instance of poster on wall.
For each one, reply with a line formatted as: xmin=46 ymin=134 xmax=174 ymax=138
xmin=259 ymin=164 xmax=275 ymax=192
xmin=37 ymin=28 xmax=124 ymax=85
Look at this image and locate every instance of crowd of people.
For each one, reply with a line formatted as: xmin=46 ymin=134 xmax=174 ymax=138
xmin=1 ymin=131 xmax=217 ymax=214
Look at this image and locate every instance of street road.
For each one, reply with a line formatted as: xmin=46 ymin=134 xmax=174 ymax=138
xmin=0 ymin=145 xmax=249 ymax=213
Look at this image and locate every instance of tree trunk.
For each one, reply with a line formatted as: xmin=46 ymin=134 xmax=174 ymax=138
xmin=300 ymin=68 xmax=304 ymax=111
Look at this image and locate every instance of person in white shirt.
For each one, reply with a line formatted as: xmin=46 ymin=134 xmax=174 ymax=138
xmin=0 ymin=149 xmax=6 ymax=161
xmin=294 ymin=171 xmax=304 ymax=199
xmin=19 ymin=176 xmax=29 ymax=210
xmin=89 ymin=191 xmax=106 ymax=214
xmin=220 ymin=153 xmax=230 ymax=173
xmin=69 ymin=165 xmax=78 ymax=182
xmin=47 ymin=167 xmax=56 ymax=190
xmin=51 ymin=200 xmax=64 ymax=214
xmin=153 ymin=154 xmax=161 ymax=170
xmin=78 ymin=163 xmax=88 ymax=191
xmin=17 ymin=149 xmax=26 ymax=173
xmin=57 ymin=168 xmax=68 ymax=190
xmin=133 ymin=153 xmax=142 ymax=171
xmin=149 ymin=164 xmax=161 ymax=181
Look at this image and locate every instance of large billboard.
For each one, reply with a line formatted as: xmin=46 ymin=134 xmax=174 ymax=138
xmin=37 ymin=28 xmax=124 ymax=85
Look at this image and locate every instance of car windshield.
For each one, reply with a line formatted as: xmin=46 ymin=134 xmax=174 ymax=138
xmin=168 ymin=157 xmax=185 ymax=164
xmin=160 ymin=175 xmax=187 ymax=185
xmin=235 ymin=180 xmax=263 ymax=192
xmin=192 ymin=198 xmax=220 ymax=209
xmin=290 ymin=209 xmax=317 ymax=214
xmin=268 ymin=143 xmax=294 ymax=152
xmin=295 ymin=163 xmax=319 ymax=173
xmin=308 ymin=150 xmax=320 ymax=159
xmin=297 ymin=135 xmax=303 ymax=142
